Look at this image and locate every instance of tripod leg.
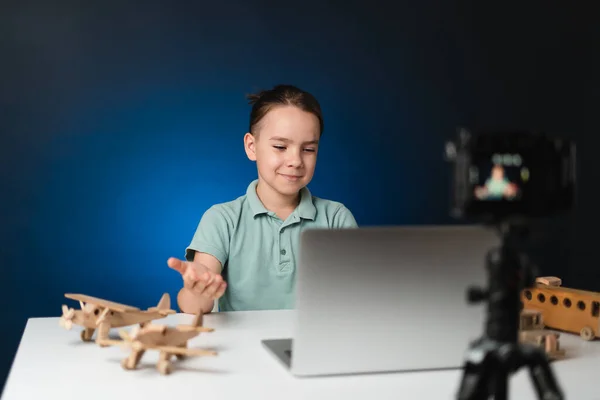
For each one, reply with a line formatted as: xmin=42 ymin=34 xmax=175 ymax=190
xmin=522 ymin=346 xmax=564 ymax=400
xmin=456 ymin=351 xmax=496 ymax=400
xmin=491 ymin=368 xmax=508 ymax=400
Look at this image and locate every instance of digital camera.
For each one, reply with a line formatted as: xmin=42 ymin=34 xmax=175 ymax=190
xmin=445 ymin=128 xmax=576 ymax=222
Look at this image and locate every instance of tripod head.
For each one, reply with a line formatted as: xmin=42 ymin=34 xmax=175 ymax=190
xmin=466 ymin=221 xmax=539 ymax=344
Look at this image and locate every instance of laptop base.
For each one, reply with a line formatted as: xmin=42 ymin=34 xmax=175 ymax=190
xmin=262 ymin=338 xmax=293 ymax=369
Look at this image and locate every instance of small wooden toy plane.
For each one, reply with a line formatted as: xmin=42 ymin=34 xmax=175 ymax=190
xmin=59 ymin=292 xmax=176 ymax=345
xmin=97 ymin=312 xmax=217 ymax=375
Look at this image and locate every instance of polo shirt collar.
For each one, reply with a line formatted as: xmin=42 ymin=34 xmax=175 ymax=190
xmin=246 ymin=179 xmax=316 ymax=220
xmin=296 ymin=185 xmax=316 ymax=220
xmin=247 ymin=180 xmax=269 ymax=216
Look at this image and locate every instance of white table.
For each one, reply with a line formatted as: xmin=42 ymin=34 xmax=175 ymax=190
xmin=2 ymin=310 xmax=599 ymax=400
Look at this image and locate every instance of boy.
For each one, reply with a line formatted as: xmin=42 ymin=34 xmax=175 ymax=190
xmin=167 ymin=84 xmax=358 ymax=314
xmin=474 ymin=164 xmax=518 ymax=200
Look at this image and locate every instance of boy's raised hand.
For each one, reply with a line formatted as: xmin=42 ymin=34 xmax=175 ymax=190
xmin=167 ymin=257 xmax=227 ymax=300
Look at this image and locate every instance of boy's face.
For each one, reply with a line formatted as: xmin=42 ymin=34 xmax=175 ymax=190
xmin=492 ymin=165 xmax=504 ymax=180
xmin=244 ymin=105 xmax=320 ymax=197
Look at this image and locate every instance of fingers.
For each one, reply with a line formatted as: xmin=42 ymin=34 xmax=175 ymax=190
xmin=183 ymin=267 xmax=203 ymax=290
xmin=168 ymin=257 xmax=199 ymax=290
xmin=212 ymin=281 xmax=227 ymax=299
xmin=183 ymin=271 xmax=197 ymax=290
xmin=201 ymin=274 xmax=226 ymax=299
xmin=168 ymin=257 xmax=227 ymax=299
xmin=188 ymin=270 xmax=226 ymax=299
xmin=167 ymin=257 xmax=187 ymax=274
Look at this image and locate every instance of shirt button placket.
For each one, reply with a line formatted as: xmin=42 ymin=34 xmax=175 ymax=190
xmin=279 ymin=226 xmax=291 ymax=272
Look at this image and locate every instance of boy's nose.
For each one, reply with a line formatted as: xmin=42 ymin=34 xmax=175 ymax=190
xmin=286 ymin=154 xmax=303 ymax=167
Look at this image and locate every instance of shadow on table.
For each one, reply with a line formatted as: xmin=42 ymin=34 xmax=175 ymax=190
xmin=65 ymin=331 xmax=226 ymax=348
xmin=104 ymin=357 xmax=232 ymax=375
xmin=64 ymin=339 xmax=228 ymax=355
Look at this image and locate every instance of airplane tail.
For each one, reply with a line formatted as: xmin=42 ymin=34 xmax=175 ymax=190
xmin=174 ymin=310 xmax=213 ymax=333
xmin=192 ymin=311 xmax=203 ymax=327
xmin=147 ymin=293 xmax=175 ymax=315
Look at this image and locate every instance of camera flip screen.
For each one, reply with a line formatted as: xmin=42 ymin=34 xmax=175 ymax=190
xmin=447 ymin=128 xmax=575 ymax=220
xmin=471 ymin=152 xmax=529 ymax=202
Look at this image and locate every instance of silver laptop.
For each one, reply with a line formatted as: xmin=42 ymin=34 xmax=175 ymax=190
xmin=261 ymin=225 xmax=500 ymax=377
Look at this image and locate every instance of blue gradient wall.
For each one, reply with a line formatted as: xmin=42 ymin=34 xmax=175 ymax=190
xmin=1 ymin=1 xmax=590 ymax=393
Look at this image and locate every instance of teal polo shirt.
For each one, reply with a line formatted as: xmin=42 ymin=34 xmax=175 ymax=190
xmin=185 ymin=179 xmax=358 ymax=311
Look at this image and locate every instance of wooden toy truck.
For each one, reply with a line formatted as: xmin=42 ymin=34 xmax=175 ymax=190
xmin=521 ymin=276 xmax=600 ymax=341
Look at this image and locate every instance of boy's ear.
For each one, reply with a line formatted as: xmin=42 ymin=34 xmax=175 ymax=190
xmin=244 ymin=132 xmax=257 ymax=161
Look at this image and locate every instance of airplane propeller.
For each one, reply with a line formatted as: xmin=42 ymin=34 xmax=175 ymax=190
xmin=95 ymin=308 xmax=110 ymax=326
xmin=115 ymin=327 xmax=144 ymax=351
xmin=129 ymin=325 xmax=141 ymax=340
xmin=59 ymin=305 xmax=75 ymax=330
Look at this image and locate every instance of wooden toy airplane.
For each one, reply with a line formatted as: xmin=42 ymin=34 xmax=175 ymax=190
xmin=97 ymin=312 xmax=217 ymax=375
xmin=59 ymin=292 xmax=176 ymax=345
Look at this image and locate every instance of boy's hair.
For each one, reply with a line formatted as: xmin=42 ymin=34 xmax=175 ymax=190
xmin=246 ymin=84 xmax=324 ymax=137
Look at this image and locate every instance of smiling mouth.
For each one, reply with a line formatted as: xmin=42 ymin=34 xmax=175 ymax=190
xmin=280 ymin=174 xmax=302 ymax=179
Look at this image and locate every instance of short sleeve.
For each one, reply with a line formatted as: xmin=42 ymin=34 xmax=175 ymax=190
xmin=332 ymin=205 xmax=358 ymax=228
xmin=185 ymin=206 xmax=230 ymax=266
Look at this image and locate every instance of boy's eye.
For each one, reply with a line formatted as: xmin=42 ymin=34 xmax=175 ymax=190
xmin=272 ymin=145 xmax=316 ymax=153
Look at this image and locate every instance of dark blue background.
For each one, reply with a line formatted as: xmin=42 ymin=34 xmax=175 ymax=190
xmin=1 ymin=1 xmax=595 ymax=393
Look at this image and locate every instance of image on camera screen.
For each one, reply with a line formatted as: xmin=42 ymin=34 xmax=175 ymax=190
xmin=471 ymin=153 xmax=528 ymax=201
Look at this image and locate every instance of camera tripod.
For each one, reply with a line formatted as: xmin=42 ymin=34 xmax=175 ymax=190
xmin=455 ymin=223 xmax=565 ymax=400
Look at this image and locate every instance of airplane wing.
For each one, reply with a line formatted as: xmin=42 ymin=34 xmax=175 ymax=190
xmin=96 ymin=338 xmax=130 ymax=348
xmin=99 ymin=338 xmax=217 ymax=357
xmin=176 ymin=325 xmax=214 ymax=333
xmin=147 ymin=308 xmax=177 ymax=316
xmin=64 ymin=293 xmax=140 ymax=312
xmin=114 ymin=310 xmax=170 ymax=325
xmin=152 ymin=345 xmax=217 ymax=357
xmin=106 ymin=329 xmax=218 ymax=357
